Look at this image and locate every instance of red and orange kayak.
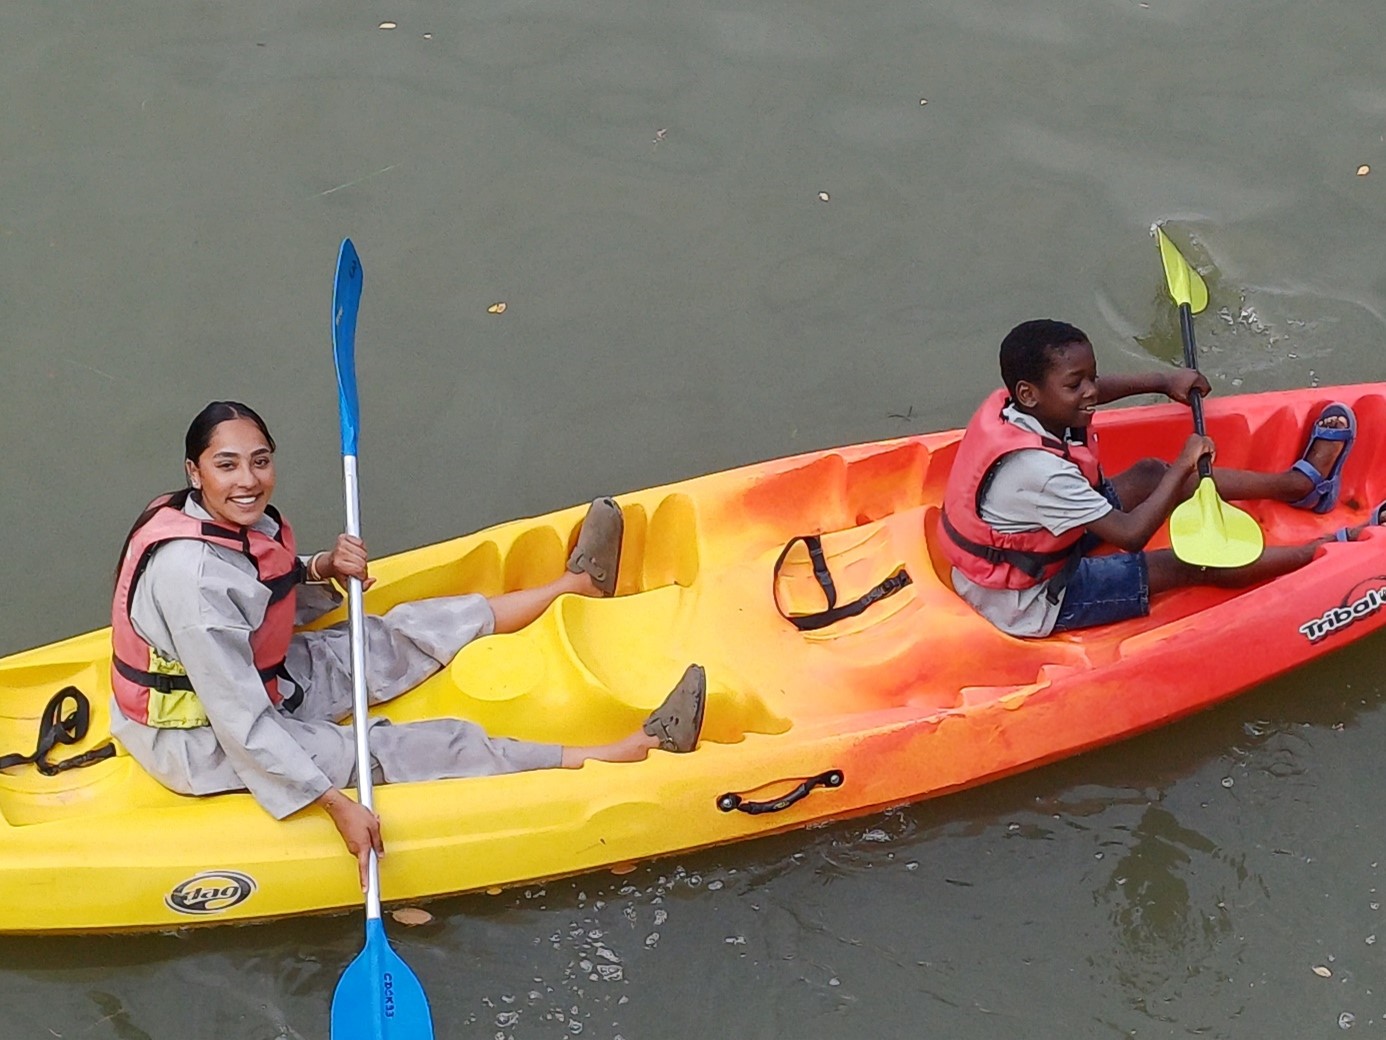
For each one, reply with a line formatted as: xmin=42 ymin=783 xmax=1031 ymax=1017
xmin=2 ymin=382 xmax=1383 ymax=933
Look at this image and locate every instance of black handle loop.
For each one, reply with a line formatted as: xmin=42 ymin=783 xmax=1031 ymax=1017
xmin=717 ymin=769 xmax=844 ymax=815
xmin=0 ymin=687 xmax=116 ymax=777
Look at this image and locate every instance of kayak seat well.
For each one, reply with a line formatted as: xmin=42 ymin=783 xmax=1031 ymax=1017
xmin=309 ymin=493 xmax=703 ymax=625
xmin=0 ymin=658 xmax=184 ymax=826
xmin=738 ymin=440 xmax=937 ymax=543
xmin=772 ymin=516 xmax=921 ymax=640
xmin=502 ymin=493 xmax=702 ymax=596
xmin=394 ymin=583 xmax=788 ymax=747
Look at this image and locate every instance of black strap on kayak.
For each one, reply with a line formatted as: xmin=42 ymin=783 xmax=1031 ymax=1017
xmin=0 ymin=687 xmax=116 ymax=776
xmin=772 ymin=535 xmax=912 ymax=632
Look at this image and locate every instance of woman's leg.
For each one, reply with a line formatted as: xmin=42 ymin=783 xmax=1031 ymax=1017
xmin=559 ymin=663 xmax=705 ymax=764
xmin=487 ymin=569 xmax=601 ymax=634
xmin=561 ymin=731 xmax=660 ymax=766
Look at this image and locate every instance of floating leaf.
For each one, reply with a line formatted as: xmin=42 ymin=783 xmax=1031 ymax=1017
xmin=1357 ymin=165 xmax=1371 ymax=176
xmin=817 ymin=191 xmax=830 ymax=202
xmin=390 ymin=907 xmax=433 ymax=926
xmin=1313 ymin=964 xmax=1333 ymax=977
xmin=487 ymin=302 xmax=507 ymax=314
xmin=486 ymin=886 xmax=503 ymax=895
xmin=378 ymin=21 xmax=397 ymax=30
xmin=609 ymin=862 xmax=636 ymax=876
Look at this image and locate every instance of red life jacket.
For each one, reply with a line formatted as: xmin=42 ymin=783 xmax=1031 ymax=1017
xmin=111 ymin=493 xmax=304 ymax=728
xmin=940 ymin=388 xmax=1104 ymax=590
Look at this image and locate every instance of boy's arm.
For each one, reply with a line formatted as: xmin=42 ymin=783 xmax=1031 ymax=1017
xmin=1096 ymin=369 xmax=1210 ymax=406
xmin=1085 ymin=433 xmax=1212 ymax=551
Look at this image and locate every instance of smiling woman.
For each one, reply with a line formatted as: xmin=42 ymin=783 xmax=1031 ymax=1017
xmin=107 ymin=401 xmax=708 ymax=888
xmin=185 ymin=409 xmax=279 ymax=528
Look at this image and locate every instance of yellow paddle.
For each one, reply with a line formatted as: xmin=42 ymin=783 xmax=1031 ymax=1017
xmin=1154 ymin=225 xmax=1264 ymax=567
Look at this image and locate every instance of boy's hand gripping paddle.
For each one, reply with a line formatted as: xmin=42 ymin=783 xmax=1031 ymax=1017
xmin=328 ymin=238 xmax=435 ymax=1040
xmin=1154 ymin=225 xmax=1264 ymax=568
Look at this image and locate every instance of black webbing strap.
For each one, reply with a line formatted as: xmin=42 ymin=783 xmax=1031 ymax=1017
xmin=0 ymin=687 xmax=116 ymax=776
xmin=114 ymin=656 xmax=302 ymax=711
xmin=114 ymin=656 xmax=196 ymax=693
xmin=939 ymin=509 xmax=1079 ymax=582
xmin=772 ymin=535 xmax=913 ymax=632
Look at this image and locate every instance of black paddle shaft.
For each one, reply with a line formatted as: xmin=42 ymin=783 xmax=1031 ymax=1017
xmin=1178 ymin=302 xmax=1214 ymax=480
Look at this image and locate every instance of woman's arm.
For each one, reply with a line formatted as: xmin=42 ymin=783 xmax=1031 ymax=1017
xmin=317 ymin=788 xmax=384 ymax=891
xmin=308 ymin=533 xmax=373 ymax=587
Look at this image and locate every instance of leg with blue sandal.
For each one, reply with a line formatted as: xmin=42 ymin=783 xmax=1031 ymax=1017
xmin=1216 ymin=402 xmax=1351 ymax=509
xmin=1289 ymin=402 xmax=1357 ymax=512
xmin=1049 ymin=400 xmax=1381 ymax=633
xmin=1135 ymin=401 xmax=1380 ymax=596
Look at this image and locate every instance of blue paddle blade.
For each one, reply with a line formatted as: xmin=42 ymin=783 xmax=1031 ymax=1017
xmin=332 ymin=238 xmax=365 ymax=457
xmin=331 ymin=919 xmax=434 ymax=1040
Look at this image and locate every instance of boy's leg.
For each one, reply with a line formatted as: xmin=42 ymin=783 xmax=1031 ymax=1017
xmin=1106 ymin=458 xmax=1169 ymax=511
xmin=1147 ymin=501 xmax=1384 ymax=594
xmin=1050 ymin=552 xmax=1150 ymax=632
xmin=1212 ymin=408 xmax=1351 ymax=504
xmin=1109 ymin=410 xmax=1351 ymax=510
xmin=1145 ymin=544 xmax=1322 ymax=594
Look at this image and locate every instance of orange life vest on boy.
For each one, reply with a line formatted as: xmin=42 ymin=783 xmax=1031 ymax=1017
xmin=111 ymin=493 xmax=304 ymax=728
xmin=941 ymin=388 xmax=1104 ymax=590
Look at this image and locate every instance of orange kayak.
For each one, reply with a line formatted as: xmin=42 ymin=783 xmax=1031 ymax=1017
xmin=1 ymin=382 xmax=1384 ymax=933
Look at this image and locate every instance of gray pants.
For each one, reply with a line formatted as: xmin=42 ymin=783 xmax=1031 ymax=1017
xmin=113 ymin=594 xmax=563 ymax=819
xmin=285 ymin=594 xmax=564 ymax=786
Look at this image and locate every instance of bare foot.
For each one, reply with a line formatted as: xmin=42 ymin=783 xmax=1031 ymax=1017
xmin=555 ymin=569 xmax=603 ymax=597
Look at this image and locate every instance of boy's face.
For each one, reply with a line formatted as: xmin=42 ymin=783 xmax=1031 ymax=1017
xmin=1015 ymin=340 xmax=1098 ymax=435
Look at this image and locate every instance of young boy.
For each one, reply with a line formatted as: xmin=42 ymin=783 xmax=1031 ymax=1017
xmin=941 ymin=319 xmax=1366 ymax=637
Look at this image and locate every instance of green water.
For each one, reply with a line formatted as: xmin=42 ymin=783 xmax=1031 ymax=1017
xmin=3 ymin=0 xmax=1385 ymax=1036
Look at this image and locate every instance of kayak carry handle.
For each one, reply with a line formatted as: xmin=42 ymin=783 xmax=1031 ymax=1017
xmin=717 ymin=769 xmax=844 ymax=815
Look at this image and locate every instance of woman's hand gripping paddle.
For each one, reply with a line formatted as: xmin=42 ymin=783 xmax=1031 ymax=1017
xmin=1154 ymin=225 xmax=1264 ymax=568
xmin=328 ymin=239 xmax=435 ymax=1040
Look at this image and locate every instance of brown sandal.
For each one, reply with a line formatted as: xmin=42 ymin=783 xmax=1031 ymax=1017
xmin=566 ymin=497 xmax=624 ymax=596
xmin=642 ymin=664 xmax=706 ymax=753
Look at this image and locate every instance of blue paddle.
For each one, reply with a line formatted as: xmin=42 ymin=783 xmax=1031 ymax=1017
xmin=328 ymin=238 xmax=435 ymax=1040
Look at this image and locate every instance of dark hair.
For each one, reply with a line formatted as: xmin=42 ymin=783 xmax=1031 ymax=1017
xmin=114 ymin=402 xmax=276 ymax=584
xmin=998 ymin=319 xmax=1090 ymax=396
xmin=184 ymin=400 xmax=275 ymax=462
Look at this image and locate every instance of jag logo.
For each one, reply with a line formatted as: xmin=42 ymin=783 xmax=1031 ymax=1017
xmin=165 ymin=870 xmax=257 ymax=915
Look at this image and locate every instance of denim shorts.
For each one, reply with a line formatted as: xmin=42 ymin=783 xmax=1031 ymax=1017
xmin=1051 ymin=479 xmax=1151 ymax=632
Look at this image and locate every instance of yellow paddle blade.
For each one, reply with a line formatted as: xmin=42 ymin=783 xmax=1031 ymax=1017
xmin=1154 ymin=225 xmax=1209 ymax=314
xmin=1169 ymin=477 xmax=1264 ymax=568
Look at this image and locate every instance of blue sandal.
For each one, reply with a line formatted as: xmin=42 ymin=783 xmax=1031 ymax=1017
xmin=1334 ymin=499 xmax=1386 ymax=541
xmin=1290 ymin=402 xmax=1357 ymax=513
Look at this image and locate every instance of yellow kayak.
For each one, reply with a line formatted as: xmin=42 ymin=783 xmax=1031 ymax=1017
xmin=3 ymin=382 xmax=1385 ymax=934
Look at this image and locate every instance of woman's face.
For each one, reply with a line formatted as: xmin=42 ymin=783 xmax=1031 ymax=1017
xmin=185 ymin=417 xmax=277 ymax=528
